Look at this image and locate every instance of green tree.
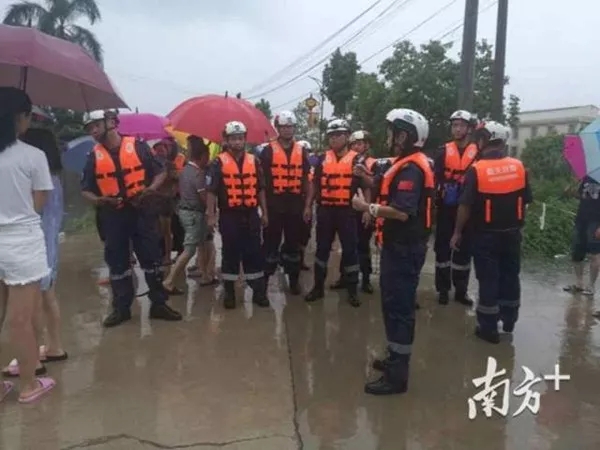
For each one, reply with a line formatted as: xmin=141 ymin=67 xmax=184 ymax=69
xmin=254 ymin=98 xmax=272 ymax=120
xmin=322 ymin=48 xmax=360 ymax=118
xmin=349 ymin=39 xmax=516 ymax=151
xmin=505 ymin=94 xmax=521 ymax=130
xmin=3 ymin=0 xmax=103 ymax=63
xmin=521 ymin=134 xmax=572 ymax=184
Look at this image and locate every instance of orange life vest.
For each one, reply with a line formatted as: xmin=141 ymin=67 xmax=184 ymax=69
xmin=94 ymin=136 xmax=145 ymax=198
xmin=271 ymin=140 xmax=303 ymax=194
xmin=443 ymin=142 xmax=478 ymax=183
xmin=375 ymin=152 xmax=435 ymax=246
xmin=472 ymin=157 xmax=527 ymax=230
xmin=218 ymin=152 xmax=258 ymax=208
xmin=319 ymin=149 xmax=358 ymax=206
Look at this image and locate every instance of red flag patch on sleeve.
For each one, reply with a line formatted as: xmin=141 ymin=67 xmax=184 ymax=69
xmin=397 ymin=180 xmax=414 ymax=191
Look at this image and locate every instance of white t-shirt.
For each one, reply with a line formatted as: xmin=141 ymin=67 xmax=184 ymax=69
xmin=0 ymin=139 xmax=54 ymax=226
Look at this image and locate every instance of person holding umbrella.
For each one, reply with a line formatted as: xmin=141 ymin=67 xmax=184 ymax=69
xmin=205 ymin=121 xmax=269 ymax=309
xmin=80 ymin=110 xmax=182 ymax=327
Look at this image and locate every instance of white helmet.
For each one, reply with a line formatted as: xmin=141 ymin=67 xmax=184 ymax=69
xmin=386 ymin=108 xmax=429 ymax=148
xmin=273 ymin=110 xmax=296 ymax=127
xmin=223 ymin=121 xmax=247 ymax=137
xmin=326 ymin=118 xmax=350 ymax=135
xmin=450 ymin=110 xmax=473 ymax=123
xmin=83 ymin=110 xmax=107 ymax=126
xmin=349 ymin=130 xmax=369 ymax=144
xmin=296 ymin=140 xmax=311 ymax=151
xmin=479 ymin=121 xmax=510 ymax=143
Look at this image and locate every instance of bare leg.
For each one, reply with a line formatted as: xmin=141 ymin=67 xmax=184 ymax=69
xmin=589 ymin=255 xmax=600 ymax=293
xmin=7 ymin=282 xmax=43 ymax=395
xmin=42 ymin=286 xmax=64 ymax=357
xmin=164 ymin=249 xmax=193 ymax=290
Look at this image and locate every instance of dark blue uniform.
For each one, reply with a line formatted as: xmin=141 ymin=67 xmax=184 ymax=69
xmin=206 ymin=152 xmax=267 ymax=306
xmin=459 ymin=150 xmax=532 ymax=339
xmin=367 ymin=154 xmax=432 ymax=395
xmin=433 ymin=144 xmax=477 ymax=303
xmin=81 ymin=140 xmax=170 ymax=318
xmin=572 ymin=177 xmax=600 ymax=262
xmin=306 ymin=151 xmax=367 ymax=305
xmin=258 ymin=143 xmax=310 ymax=286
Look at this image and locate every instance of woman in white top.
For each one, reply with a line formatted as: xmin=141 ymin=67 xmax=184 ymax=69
xmin=0 ymin=87 xmax=57 ymax=403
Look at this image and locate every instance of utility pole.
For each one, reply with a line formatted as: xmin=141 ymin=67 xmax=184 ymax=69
xmin=309 ymin=76 xmax=325 ymax=151
xmin=491 ymin=0 xmax=508 ymax=121
xmin=458 ymin=0 xmax=479 ymax=111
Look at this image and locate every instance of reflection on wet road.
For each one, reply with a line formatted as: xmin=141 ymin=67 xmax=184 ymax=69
xmin=1 ymin=234 xmax=599 ymax=449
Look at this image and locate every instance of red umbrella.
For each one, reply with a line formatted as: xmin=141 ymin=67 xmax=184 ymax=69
xmin=0 ymin=24 xmax=127 ymax=111
xmin=167 ymin=94 xmax=277 ymax=143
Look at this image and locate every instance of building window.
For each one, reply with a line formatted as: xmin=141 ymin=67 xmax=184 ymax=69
xmin=510 ymin=146 xmax=517 ymax=157
xmin=531 ymin=126 xmax=538 ymax=138
xmin=548 ymin=125 xmax=557 ymax=134
xmin=512 ymin=127 xmax=519 ymax=139
xmin=568 ymin=124 xmax=576 ymax=134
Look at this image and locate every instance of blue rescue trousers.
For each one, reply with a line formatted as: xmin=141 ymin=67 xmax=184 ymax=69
xmin=102 ymin=205 xmax=167 ymax=312
xmin=472 ymin=229 xmax=522 ymax=333
xmin=380 ymin=241 xmax=427 ymax=357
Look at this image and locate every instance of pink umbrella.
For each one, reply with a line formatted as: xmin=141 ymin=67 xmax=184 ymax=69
xmin=563 ymin=135 xmax=586 ymax=180
xmin=0 ymin=24 xmax=127 ymax=111
xmin=118 ymin=113 xmax=170 ymax=140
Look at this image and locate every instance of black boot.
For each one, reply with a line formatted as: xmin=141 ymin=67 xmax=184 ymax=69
xmin=103 ymin=309 xmax=132 ymax=328
xmin=438 ymin=291 xmax=449 ymax=305
xmin=305 ymin=286 xmax=324 ymax=302
xmin=149 ymin=304 xmax=182 ymax=321
xmin=372 ymin=356 xmax=390 ymax=372
xmin=347 ymin=285 xmax=361 ymax=307
xmin=289 ymin=272 xmax=301 ymax=295
xmin=455 ymin=290 xmax=474 ymax=306
xmin=475 ymin=326 xmax=500 ymax=344
xmin=251 ymin=278 xmax=270 ymax=308
xmin=365 ymin=355 xmax=409 ymax=396
xmin=223 ymin=281 xmax=236 ymax=309
xmin=361 ymin=274 xmax=374 ymax=294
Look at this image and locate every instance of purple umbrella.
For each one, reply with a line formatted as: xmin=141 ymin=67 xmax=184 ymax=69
xmin=118 ymin=113 xmax=170 ymax=140
xmin=0 ymin=24 xmax=128 ymax=111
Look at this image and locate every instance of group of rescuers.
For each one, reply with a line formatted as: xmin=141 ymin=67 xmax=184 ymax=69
xmin=80 ymin=105 xmax=532 ymax=396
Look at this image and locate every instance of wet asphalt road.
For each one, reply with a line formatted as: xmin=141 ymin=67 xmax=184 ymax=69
xmin=1 ymin=233 xmax=599 ymax=450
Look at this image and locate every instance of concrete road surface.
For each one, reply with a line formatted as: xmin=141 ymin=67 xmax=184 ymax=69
xmin=0 ymin=233 xmax=599 ymax=450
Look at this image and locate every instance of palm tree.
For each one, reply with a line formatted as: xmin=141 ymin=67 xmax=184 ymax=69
xmin=3 ymin=0 xmax=103 ymax=64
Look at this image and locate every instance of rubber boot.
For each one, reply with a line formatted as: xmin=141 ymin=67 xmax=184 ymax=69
xmin=251 ymin=278 xmax=269 ymax=308
xmin=365 ymin=354 xmax=409 ymax=396
xmin=347 ymin=284 xmax=361 ymax=307
xmin=223 ymin=281 xmax=236 ymax=310
xmin=288 ymin=272 xmax=301 ymax=295
xmin=475 ymin=326 xmax=500 ymax=344
xmin=306 ymin=264 xmax=326 ymax=302
xmin=438 ymin=291 xmax=449 ymax=305
xmin=361 ymin=274 xmax=374 ymax=294
xmin=330 ymin=277 xmax=345 ymax=290
xmin=372 ymin=356 xmax=390 ymax=372
xmin=455 ymin=290 xmax=474 ymax=306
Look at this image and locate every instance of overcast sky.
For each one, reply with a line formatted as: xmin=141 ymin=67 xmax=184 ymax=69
xmin=1 ymin=0 xmax=598 ymax=116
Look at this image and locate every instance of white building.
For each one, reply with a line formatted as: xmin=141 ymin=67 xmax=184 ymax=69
xmin=509 ymin=105 xmax=599 ymax=157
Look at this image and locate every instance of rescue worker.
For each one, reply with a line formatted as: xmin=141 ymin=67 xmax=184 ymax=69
xmin=331 ymin=130 xmax=377 ymax=293
xmin=352 ymin=108 xmax=433 ymax=395
xmin=450 ymin=121 xmax=532 ymax=344
xmin=258 ymin=111 xmax=310 ymax=294
xmin=434 ymin=110 xmax=479 ymax=306
xmin=303 ymin=119 xmax=370 ymax=307
xmin=80 ymin=110 xmax=182 ymax=327
xmin=206 ymin=121 xmax=269 ymax=309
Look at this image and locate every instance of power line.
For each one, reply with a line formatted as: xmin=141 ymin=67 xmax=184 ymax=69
xmin=360 ymin=0 xmax=459 ymax=65
xmin=243 ymin=0 xmax=385 ymax=96
xmin=245 ymin=0 xmax=415 ymax=101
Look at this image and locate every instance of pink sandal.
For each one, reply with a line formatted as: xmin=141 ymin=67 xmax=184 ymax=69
xmin=1 ymin=381 xmax=14 ymax=402
xmin=18 ymin=377 xmax=56 ymax=404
